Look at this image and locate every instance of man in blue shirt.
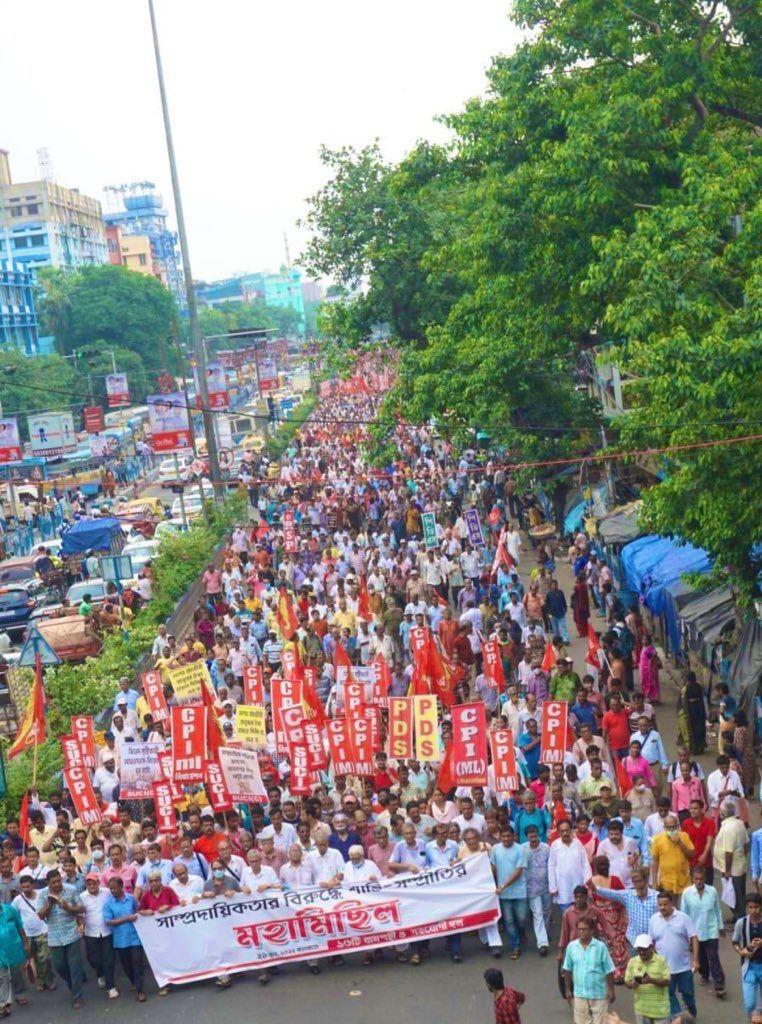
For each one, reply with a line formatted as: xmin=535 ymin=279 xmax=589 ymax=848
xmin=619 ymin=800 xmax=649 ymax=863
xmin=512 ymin=790 xmax=551 ymax=843
xmin=103 ymin=877 xmax=147 ymax=1000
xmin=570 ymin=690 xmax=598 ymax=733
xmin=562 ymin=916 xmax=615 ymax=1019
xmin=490 ymin=826 xmax=529 ymax=959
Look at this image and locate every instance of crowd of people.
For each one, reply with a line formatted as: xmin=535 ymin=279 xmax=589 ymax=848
xmin=0 ymin=355 xmax=759 ymax=1024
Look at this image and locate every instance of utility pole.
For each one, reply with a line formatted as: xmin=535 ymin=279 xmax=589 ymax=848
xmin=147 ymin=0 xmax=223 ymax=502
xmin=600 ymin=424 xmax=616 ymax=507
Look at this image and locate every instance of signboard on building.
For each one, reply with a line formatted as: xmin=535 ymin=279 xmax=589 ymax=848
xmin=27 ymin=412 xmax=76 ymax=457
xmin=147 ymin=393 xmax=192 ymax=454
xmin=0 ymin=418 xmax=22 ymax=464
xmin=83 ymin=406 xmax=105 ymax=433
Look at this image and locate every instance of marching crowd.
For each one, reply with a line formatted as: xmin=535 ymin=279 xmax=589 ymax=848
xmin=0 ymin=357 xmax=759 ymax=1024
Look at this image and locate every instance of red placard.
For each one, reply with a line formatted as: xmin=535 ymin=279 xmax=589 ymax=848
xmin=83 ymin=405 xmax=105 ymax=433
xmin=289 ymin=745 xmax=319 ymax=796
xmin=204 ymin=759 xmax=233 ymax=812
xmin=325 ymin=717 xmax=355 ymax=776
xmin=152 ymin=780 xmax=177 ymax=835
xmin=302 ymin=718 xmax=328 ymax=770
xmin=64 ymin=763 xmax=102 ymax=826
xmin=281 ymin=703 xmax=307 ymax=752
xmin=141 ymin=671 xmax=169 ymax=723
xmin=271 ymin=676 xmax=302 ymax=756
xmin=540 ymin=700 xmax=568 ymax=765
xmin=70 ymin=715 xmax=96 ymax=768
xmin=362 ymin=705 xmax=381 ymax=752
xmin=242 ymin=664 xmax=264 ymax=705
xmin=481 ymin=640 xmax=505 ymax=689
xmin=157 ymin=751 xmax=184 ymax=802
xmin=490 ymin=728 xmax=519 ymax=792
xmin=409 ymin=627 xmax=432 ymax=676
xmin=344 ymin=679 xmax=366 ymax=717
xmin=281 ymin=646 xmax=304 ymax=682
xmin=282 ymin=509 xmax=297 ymax=554
xmin=451 ymin=704 xmax=488 ymax=785
xmin=370 ymin=656 xmax=390 ymax=706
xmin=347 ymin=711 xmax=374 ymax=776
xmin=388 ymin=697 xmax=414 ymax=759
xmin=171 ymin=705 xmax=207 ymax=782
xmin=61 ymin=734 xmax=84 ymax=770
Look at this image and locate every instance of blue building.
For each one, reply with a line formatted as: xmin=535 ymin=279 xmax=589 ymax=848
xmin=103 ymin=191 xmax=185 ymax=307
xmin=196 ymin=267 xmax=306 ymax=335
xmin=0 ymin=258 xmax=39 ymax=355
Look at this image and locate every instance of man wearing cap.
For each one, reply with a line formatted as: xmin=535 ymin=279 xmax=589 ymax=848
xmin=81 ymin=872 xmax=115 ymax=997
xmin=624 ymin=934 xmax=671 ymax=1024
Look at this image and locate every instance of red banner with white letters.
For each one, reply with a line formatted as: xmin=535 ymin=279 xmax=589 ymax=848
xmin=481 ymin=640 xmax=505 ymax=689
xmin=171 ymin=705 xmax=207 ymax=782
xmin=347 ymin=710 xmax=374 ymax=775
xmin=141 ymin=671 xmax=169 ymax=723
xmin=344 ymin=679 xmax=366 ymax=717
xmin=450 ymin=704 xmax=488 ymax=786
xmin=490 ymin=728 xmax=519 ymax=792
xmin=204 ymin=758 xmax=233 ymax=812
xmin=271 ymin=676 xmax=303 ymax=756
xmin=370 ymin=656 xmax=390 ymax=706
xmin=153 ymin=780 xmax=177 ymax=834
xmin=61 ymin=734 xmax=84 ymax=770
xmin=282 ymin=509 xmax=297 ymax=554
xmin=242 ymin=664 xmax=264 ymax=705
xmin=64 ymin=763 xmax=103 ymax=825
xmin=325 ymin=717 xmax=355 ymax=776
xmin=388 ymin=697 xmax=414 ymax=759
xmin=70 ymin=715 xmax=96 ymax=768
xmin=540 ymin=700 xmax=568 ymax=765
xmin=157 ymin=751 xmax=184 ymax=803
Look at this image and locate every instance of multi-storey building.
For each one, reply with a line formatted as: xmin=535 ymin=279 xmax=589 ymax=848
xmin=0 ymin=149 xmax=108 ymax=272
xmin=103 ymin=189 xmax=184 ymax=305
xmin=196 ymin=267 xmax=306 ymax=334
xmin=0 ymin=257 xmax=39 ymax=354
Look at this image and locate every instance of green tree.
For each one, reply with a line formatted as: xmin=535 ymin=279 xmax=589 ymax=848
xmin=75 ymin=344 xmax=151 ymax=407
xmin=40 ymin=265 xmax=178 ymax=370
xmin=0 ymin=351 xmax=77 ymax=440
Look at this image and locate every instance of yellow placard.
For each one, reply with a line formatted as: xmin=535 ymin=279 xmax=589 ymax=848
xmin=235 ymin=705 xmax=267 ymax=747
xmin=166 ymin=660 xmax=209 ymax=702
xmin=413 ymin=694 xmax=441 ymax=762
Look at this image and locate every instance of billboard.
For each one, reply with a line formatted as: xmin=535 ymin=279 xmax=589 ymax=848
xmin=204 ymin=362 xmax=229 ymax=409
xmin=147 ymin=393 xmax=192 ymax=454
xmin=105 ymin=373 xmax=130 ymax=407
xmin=83 ymin=406 xmax=105 ymax=433
xmin=0 ymin=418 xmax=22 ymax=464
xmin=258 ymin=357 xmax=279 ymax=392
xmin=27 ymin=412 xmax=76 ymax=457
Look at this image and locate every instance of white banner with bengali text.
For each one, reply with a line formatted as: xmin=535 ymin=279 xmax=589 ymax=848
xmin=134 ymin=853 xmax=499 ymax=986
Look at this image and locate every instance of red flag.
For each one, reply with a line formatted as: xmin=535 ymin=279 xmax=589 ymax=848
xmin=481 ymin=639 xmax=505 ymax=688
xmin=586 ymin=625 xmax=601 ymax=669
xmin=541 ymin=642 xmax=557 ymax=673
xmin=491 ymin=531 xmax=515 ymax=576
xmin=8 ymin=654 xmax=46 ymax=760
xmin=429 ymin=644 xmax=461 ymax=709
xmin=275 ymin=586 xmax=299 ymax=641
xmin=358 ymin=575 xmax=371 ymax=620
xmin=614 ymin=753 xmax=632 ymax=796
xmin=18 ymin=792 xmax=30 ymax=845
xmin=201 ymin=676 xmax=225 ymax=758
xmin=302 ymin=666 xmax=326 ymax=727
xmin=408 ymin=661 xmax=430 ymax=696
xmin=434 ymin=592 xmax=449 ymax=609
xmin=333 ymin=640 xmax=352 ymax=681
xmin=435 ymin=741 xmax=456 ymax=795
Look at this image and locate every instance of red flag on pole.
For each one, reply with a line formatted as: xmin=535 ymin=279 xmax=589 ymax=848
xmin=435 ymin=741 xmax=456 ymax=794
xmin=275 ymin=586 xmax=299 ymax=641
xmin=541 ymin=642 xmax=557 ymax=673
xmin=490 ymin=531 xmax=516 ymax=577
xmin=8 ymin=654 xmax=46 ymax=760
xmin=358 ymin=575 xmax=371 ymax=621
xmin=586 ymin=625 xmax=601 ymax=669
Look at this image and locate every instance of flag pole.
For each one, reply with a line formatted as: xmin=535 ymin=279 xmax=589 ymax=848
xmin=32 ymin=737 xmax=39 ymax=789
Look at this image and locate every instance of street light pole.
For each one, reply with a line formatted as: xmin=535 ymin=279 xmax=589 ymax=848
xmin=146 ymin=0 xmax=223 ymax=502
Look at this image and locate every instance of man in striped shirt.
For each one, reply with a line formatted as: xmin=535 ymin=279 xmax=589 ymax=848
xmin=588 ymin=867 xmax=659 ymax=948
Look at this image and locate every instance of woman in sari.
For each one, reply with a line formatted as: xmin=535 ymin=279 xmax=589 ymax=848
xmin=734 ymin=710 xmax=758 ymax=796
xmin=589 ymin=854 xmax=629 ymax=983
xmin=570 ymin=572 xmax=591 ymax=638
xmin=638 ymin=635 xmax=662 ymax=703
xmin=682 ymin=670 xmax=707 ymax=755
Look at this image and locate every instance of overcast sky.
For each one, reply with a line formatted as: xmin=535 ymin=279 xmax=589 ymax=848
xmin=0 ymin=1 xmax=520 ymax=282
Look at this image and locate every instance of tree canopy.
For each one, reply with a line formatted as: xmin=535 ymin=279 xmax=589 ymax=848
xmin=38 ymin=265 xmax=178 ymax=371
xmin=304 ymin=0 xmax=761 ymax=587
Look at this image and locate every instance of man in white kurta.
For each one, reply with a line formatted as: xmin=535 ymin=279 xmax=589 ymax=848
xmin=548 ymin=821 xmax=591 ymax=911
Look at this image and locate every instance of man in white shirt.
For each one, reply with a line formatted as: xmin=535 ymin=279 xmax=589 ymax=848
xmin=306 ymin=836 xmax=345 ymax=888
xmin=259 ymin=810 xmax=298 ymax=853
xmin=241 ymin=850 xmax=282 ymax=894
xmin=92 ymin=759 xmax=120 ymax=804
xmin=548 ymin=820 xmax=591 ymax=911
xmin=453 ymin=797 xmax=486 ymax=838
xmin=342 ymin=845 xmax=380 ymax=885
xmin=706 ymin=755 xmax=743 ymax=811
xmin=169 ymin=863 xmax=204 ymax=904
xmin=80 ymin=873 xmax=116 ymax=995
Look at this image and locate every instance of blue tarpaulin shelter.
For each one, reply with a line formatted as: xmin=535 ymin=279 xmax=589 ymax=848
xmin=620 ymin=535 xmax=712 ymax=654
xmin=60 ymin=517 xmax=124 ymax=557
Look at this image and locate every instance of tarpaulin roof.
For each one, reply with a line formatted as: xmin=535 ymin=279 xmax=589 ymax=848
xmin=727 ymin=616 xmax=762 ymax=721
xmin=679 ymin=585 xmax=736 ymax=664
xmin=620 ymin=535 xmax=712 ymax=653
xmin=60 ymin=517 xmax=124 ymax=557
xmin=564 ymin=484 xmax=607 ymax=535
xmin=597 ymin=501 xmax=642 ymax=545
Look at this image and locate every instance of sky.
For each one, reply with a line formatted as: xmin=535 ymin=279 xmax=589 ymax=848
xmin=0 ymin=1 xmax=521 ymax=282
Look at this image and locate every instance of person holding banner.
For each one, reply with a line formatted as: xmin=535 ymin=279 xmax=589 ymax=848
xmin=103 ymin=877 xmax=149 ymax=1001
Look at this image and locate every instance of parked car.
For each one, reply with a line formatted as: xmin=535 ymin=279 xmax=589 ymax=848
xmin=0 ymin=585 xmax=40 ymax=636
xmin=66 ymin=579 xmax=109 ymax=608
xmin=122 ymin=540 xmax=159 ymax=575
xmin=158 ymin=456 xmax=193 ymax=485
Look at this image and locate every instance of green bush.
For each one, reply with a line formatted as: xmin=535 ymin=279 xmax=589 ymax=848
xmin=266 ymin=395 xmax=316 ymax=459
xmin=0 ymin=491 xmax=246 ymax=816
